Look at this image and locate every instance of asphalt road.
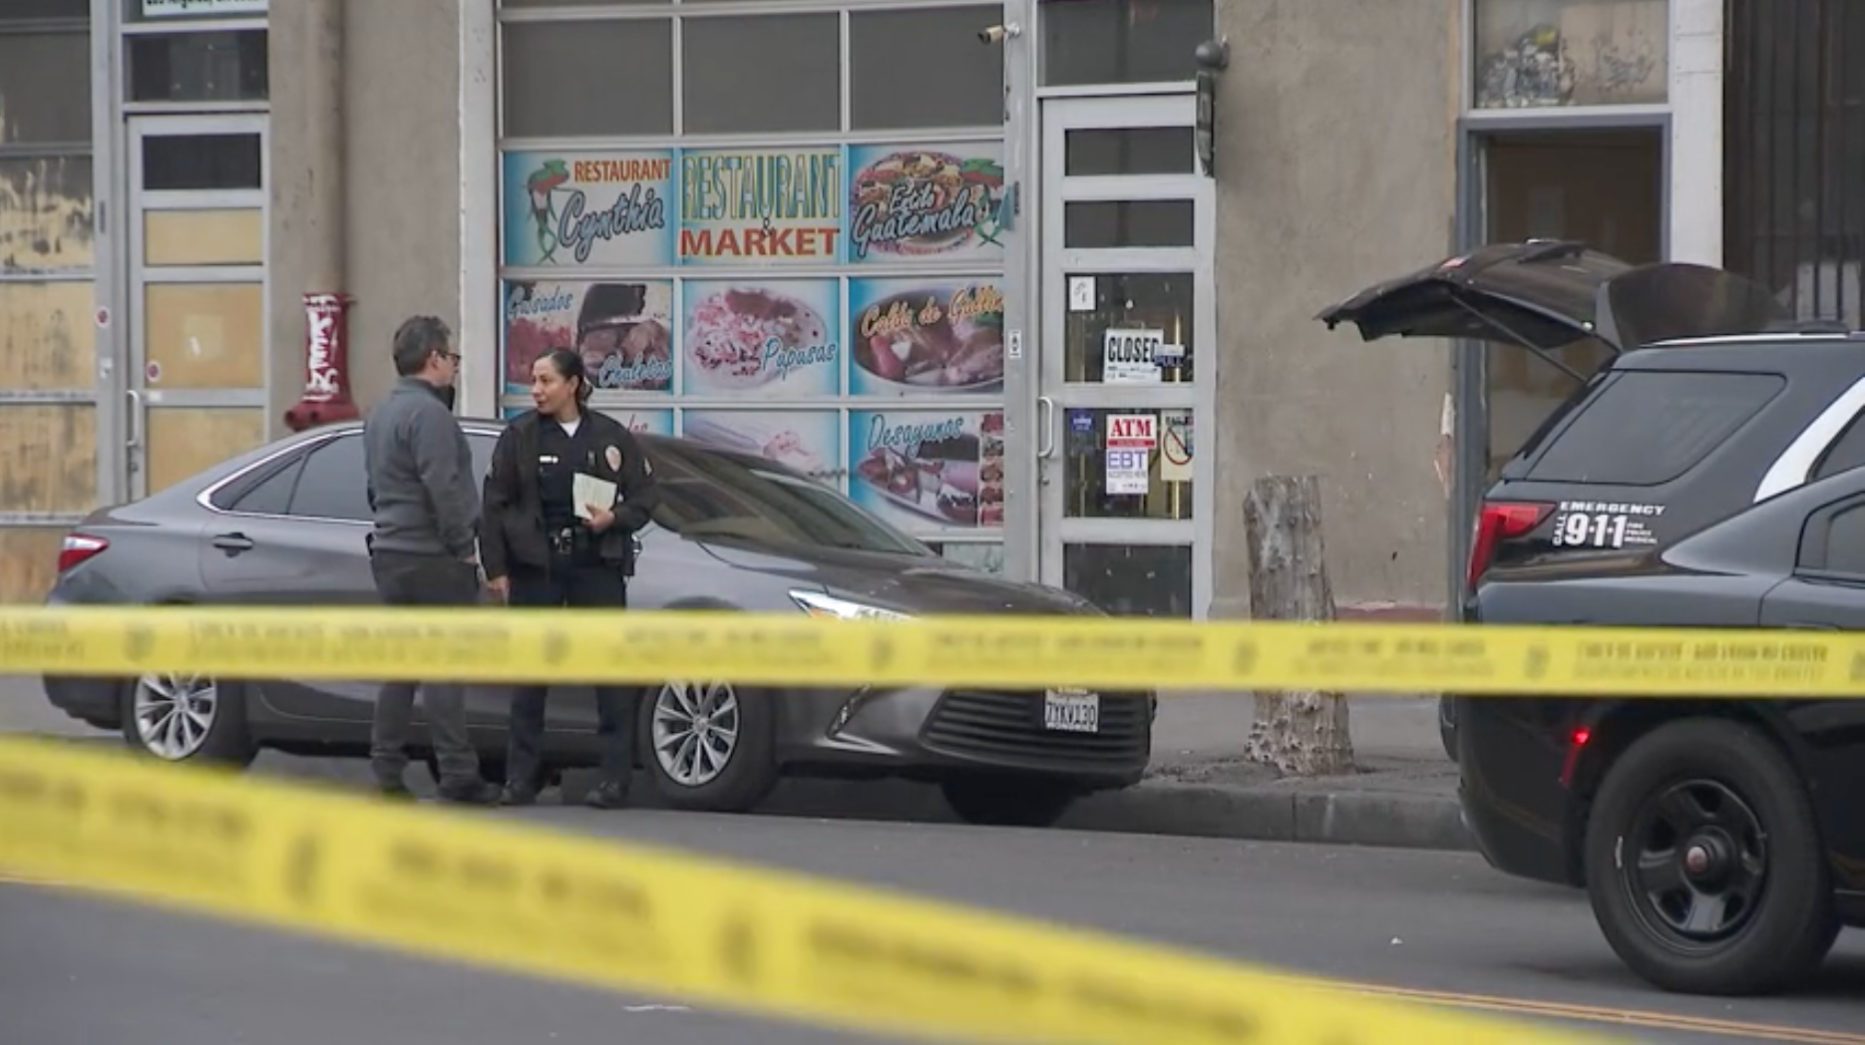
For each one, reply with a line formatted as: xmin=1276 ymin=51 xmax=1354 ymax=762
xmin=2 ymin=802 xmax=1861 ymax=1045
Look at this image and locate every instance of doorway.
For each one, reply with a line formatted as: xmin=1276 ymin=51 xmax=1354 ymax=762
xmin=123 ymin=113 xmax=270 ymax=500
xmin=1471 ymin=126 xmax=1666 ymax=483
xmin=1037 ymin=94 xmax=1215 ymax=618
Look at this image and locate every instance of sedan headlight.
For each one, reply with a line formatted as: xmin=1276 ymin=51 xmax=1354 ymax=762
xmin=789 ymin=590 xmax=912 ymax=622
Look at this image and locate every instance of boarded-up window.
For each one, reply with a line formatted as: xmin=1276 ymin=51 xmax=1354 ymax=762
xmin=1 ymin=9 xmax=96 ymax=603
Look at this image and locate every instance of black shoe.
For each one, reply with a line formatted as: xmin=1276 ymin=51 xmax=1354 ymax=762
xmin=437 ymin=778 xmax=503 ymax=806
xmin=500 ymin=784 xmax=539 ymax=807
xmin=372 ymin=766 xmax=416 ymax=801
xmin=584 ymin=780 xmax=630 ymax=810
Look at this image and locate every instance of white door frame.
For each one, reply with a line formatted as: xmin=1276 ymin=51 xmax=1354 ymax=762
xmin=1037 ymin=94 xmax=1216 ymax=618
xmin=124 ymin=112 xmax=270 ymax=500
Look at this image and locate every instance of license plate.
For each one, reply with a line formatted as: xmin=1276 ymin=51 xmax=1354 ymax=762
xmin=1043 ymin=689 xmax=1100 ymax=733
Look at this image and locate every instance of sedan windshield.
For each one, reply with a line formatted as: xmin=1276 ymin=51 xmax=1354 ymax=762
xmin=648 ymin=445 xmax=932 ymax=557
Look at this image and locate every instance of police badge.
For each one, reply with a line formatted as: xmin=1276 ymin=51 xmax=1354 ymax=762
xmin=605 ymin=445 xmax=622 ymax=471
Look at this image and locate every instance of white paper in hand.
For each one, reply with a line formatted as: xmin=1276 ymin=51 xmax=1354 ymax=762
xmin=573 ymin=473 xmax=618 ymax=520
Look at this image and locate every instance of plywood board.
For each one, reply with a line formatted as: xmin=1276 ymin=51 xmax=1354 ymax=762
xmin=0 ymin=526 xmax=66 ymax=604
xmin=0 ymin=156 xmax=94 ymax=272
xmin=144 ymin=282 xmax=265 ymax=389
xmin=146 ymin=407 xmax=264 ymax=495
xmin=144 ymin=209 xmax=264 ymax=267
xmin=0 ymin=403 xmax=97 ymax=514
xmin=0 ymin=280 xmax=96 ymax=390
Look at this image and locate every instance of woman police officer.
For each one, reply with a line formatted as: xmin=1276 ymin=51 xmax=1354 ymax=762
xmin=481 ymin=347 xmax=659 ymax=808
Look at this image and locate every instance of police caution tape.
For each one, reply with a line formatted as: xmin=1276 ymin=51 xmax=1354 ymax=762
xmin=2 ymin=604 xmax=1863 ymax=698
xmin=0 ymin=736 xmax=1614 ymax=1045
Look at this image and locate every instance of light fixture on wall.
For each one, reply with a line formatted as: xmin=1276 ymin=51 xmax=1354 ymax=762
xmin=1193 ymin=37 xmax=1229 ymax=178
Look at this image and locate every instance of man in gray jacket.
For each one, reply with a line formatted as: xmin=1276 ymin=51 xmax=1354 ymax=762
xmin=361 ymin=315 xmax=501 ymax=805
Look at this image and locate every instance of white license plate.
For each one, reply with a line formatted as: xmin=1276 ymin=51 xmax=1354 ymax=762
xmin=1043 ymin=690 xmax=1100 ymax=733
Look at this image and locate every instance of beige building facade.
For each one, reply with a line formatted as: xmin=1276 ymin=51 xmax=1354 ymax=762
xmin=3 ymin=0 xmax=1849 ymax=622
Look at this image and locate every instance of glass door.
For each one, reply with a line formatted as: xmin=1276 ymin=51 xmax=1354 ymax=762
xmin=1038 ymin=95 xmax=1214 ymax=618
xmin=125 ymin=113 xmax=270 ymax=499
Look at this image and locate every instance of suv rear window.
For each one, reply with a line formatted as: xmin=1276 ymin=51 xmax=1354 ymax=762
xmin=1523 ymin=370 xmax=1784 ymax=486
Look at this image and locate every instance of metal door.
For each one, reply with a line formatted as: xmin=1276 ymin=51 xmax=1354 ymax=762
xmin=125 ymin=112 xmax=270 ymax=500
xmin=1037 ymin=94 xmax=1215 ymax=618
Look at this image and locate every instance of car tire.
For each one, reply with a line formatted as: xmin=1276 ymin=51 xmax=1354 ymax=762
xmin=641 ymin=680 xmax=778 ymax=813
xmin=1583 ymin=717 xmax=1838 ymax=996
xmin=1438 ymin=696 xmax=1459 ymax=764
xmin=940 ymin=774 xmax=1078 ymax=828
xmin=119 ymin=673 xmax=257 ymax=768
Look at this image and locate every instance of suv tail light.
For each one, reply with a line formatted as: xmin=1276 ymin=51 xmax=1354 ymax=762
xmin=57 ymin=533 xmax=109 ymax=573
xmin=1466 ymin=502 xmax=1552 ymax=591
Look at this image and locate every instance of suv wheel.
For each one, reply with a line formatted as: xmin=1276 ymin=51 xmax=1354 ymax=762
xmin=941 ymin=774 xmax=1078 ymax=828
xmin=642 ymin=680 xmax=778 ymax=812
xmin=121 ymin=673 xmax=257 ymax=767
xmin=1583 ymin=718 xmax=1838 ymax=995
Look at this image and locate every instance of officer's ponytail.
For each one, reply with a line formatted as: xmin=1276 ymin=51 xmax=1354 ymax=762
xmin=542 ymin=347 xmax=595 ymax=407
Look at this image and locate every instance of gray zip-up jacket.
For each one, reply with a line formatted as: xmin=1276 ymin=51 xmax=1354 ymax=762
xmin=362 ymin=377 xmax=480 ymax=560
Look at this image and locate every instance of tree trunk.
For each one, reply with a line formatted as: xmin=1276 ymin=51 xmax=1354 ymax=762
xmin=1242 ymin=475 xmax=1355 ymax=776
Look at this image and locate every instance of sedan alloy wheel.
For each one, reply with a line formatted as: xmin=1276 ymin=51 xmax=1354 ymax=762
xmin=132 ymin=672 xmax=221 ymax=760
xmin=651 ymin=680 xmax=742 ymax=787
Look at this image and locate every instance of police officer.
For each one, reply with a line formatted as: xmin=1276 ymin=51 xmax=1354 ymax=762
xmin=480 ymin=347 xmax=658 ymax=808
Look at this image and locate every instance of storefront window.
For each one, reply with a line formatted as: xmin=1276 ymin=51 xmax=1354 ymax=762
xmin=0 ymin=31 xmax=90 ymax=144
xmin=125 ymin=0 xmax=267 ymax=20
xmin=497 ymin=4 xmax=1009 ymax=550
xmin=1040 ymin=0 xmax=1214 ymax=87
xmin=502 ymin=20 xmax=673 ymax=138
xmin=128 ymin=30 xmax=269 ymax=103
xmin=682 ymin=15 xmax=840 ymax=135
xmin=850 ymin=6 xmax=1003 ymax=131
xmin=1472 ymin=0 xmax=1668 ymax=108
xmin=7 ymin=0 xmax=85 ymax=19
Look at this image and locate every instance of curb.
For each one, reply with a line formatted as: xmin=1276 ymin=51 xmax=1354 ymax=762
xmin=753 ymin=776 xmax=1476 ymax=854
xmin=1058 ymin=782 xmax=1476 ymax=852
xmin=15 ymin=733 xmax=1476 ymax=852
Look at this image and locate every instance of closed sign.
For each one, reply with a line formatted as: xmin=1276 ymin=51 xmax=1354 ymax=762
xmin=1103 ymin=329 xmax=1163 ymax=384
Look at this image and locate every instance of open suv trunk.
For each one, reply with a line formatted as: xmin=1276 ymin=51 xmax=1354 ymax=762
xmin=1316 ymin=240 xmax=1827 ymax=605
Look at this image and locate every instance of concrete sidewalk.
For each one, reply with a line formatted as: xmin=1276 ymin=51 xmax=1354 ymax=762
xmin=0 ymin=675 xmax=1468 ymax=851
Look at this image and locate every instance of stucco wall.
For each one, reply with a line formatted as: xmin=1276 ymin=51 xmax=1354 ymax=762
xmin=1209 ymin=0 xmax=1460 ymax=620
xmin=267 ymin=0 xmax=465 ymax=435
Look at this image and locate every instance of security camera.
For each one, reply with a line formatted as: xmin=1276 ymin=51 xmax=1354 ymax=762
xmin=1194 ymin=37 xmax=1231 ymax=71
xmin=977 ymin=23 xmax=1021 ymax=44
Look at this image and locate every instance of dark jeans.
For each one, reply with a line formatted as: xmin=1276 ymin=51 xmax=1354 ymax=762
xmin=505 ymin=559 xmax=639 ymax=793
xmin=369 ymin=550 xmax=482 ymax=787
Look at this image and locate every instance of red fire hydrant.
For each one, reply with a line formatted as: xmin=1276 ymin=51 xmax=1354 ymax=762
xmin=284 ymin=291 xmax=361 ymax=431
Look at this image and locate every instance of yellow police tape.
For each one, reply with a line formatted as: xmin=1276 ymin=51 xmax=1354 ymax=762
xmin=0 ymin=735 xmax=1615 ymax=1045
xmin=3 ymin=602 xmax=1863 ymax=697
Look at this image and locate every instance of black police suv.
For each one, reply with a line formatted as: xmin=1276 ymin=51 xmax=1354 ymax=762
xmin=1320 ymin=241 xmax=1865 ymax=996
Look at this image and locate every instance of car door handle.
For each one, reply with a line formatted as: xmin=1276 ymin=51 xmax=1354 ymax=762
xmin=211 ymin=533 xmax=255 ymax=554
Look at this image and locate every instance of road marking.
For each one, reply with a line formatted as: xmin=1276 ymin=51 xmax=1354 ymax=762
xmin=0 ymin=873 xmax=1845 ymax=1043
xmin=1315 ymin=979 xmax=1865 ymax=1045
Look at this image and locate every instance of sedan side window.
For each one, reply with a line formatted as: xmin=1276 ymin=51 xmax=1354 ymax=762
xmin=222 ymin=457 xmax=304 ymax=515
xmin=1802 ymin=498 xmax=1865 ymax=577
xmin=286 ymin=434 xmax=372 ymax=522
